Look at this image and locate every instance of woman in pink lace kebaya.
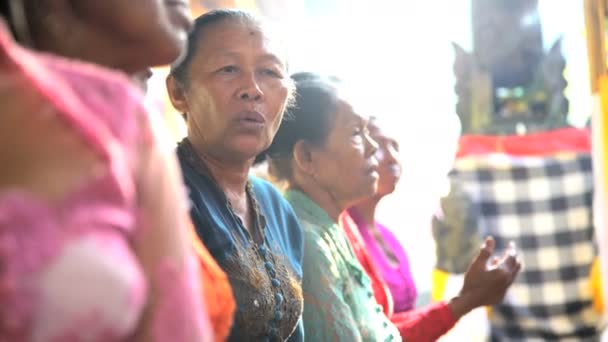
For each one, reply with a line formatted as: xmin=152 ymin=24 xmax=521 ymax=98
xmin=0 ymin=0 xmax=213 ymax=341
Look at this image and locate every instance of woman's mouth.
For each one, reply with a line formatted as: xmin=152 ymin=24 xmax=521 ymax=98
xmin=365 ymin=161 xmax=379 ymax=178
xmin=235 ymin=111 xmax=266 ymax=130
xmin=388 ymin=164 xmax=401 ymax=178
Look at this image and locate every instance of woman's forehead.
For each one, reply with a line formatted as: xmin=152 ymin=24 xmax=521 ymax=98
xmin=197 ymin=19 xmax=287 ymax=64
xmin=335 ymin=99 xmax=370 ymax=125
xmin=369 ymin=120 xmax=399 ymax=146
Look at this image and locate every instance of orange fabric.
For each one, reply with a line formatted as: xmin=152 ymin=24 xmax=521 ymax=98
xmin=191 ymin=226 xmax=235 ymax=342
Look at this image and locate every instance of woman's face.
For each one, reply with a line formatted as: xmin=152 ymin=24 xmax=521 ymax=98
xmin=27 ymin=0 xmax=192 ymax=69
xmin=179 ymin=19 xmax=291 ymax=162
xmin=369 ymin=121 xmax=402 ymax=197
xmin=311 ymin=99 xmax=379 ymax=208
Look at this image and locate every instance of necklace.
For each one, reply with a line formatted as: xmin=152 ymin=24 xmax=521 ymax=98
xmin=177 ymin=139 xmax=265 ymax=240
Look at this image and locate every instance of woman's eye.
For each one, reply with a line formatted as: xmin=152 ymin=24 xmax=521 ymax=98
xmin=352 ymin=129 xmax=365 ymax=143
xmin=219 ymin=66 xmax=238 ymax=74
xmin=261 ymin=68 xmax=282 ymax=78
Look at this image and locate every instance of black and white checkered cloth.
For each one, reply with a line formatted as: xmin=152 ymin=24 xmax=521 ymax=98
xmin=449 ymin=152 xmax=601 ymax=341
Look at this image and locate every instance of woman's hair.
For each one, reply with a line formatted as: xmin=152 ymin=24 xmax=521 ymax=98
xmin=0 ymin=1 xmax=8 ymax=18
xmin=1 ymin=1 xmax=43 ymax=45
xmin=170 ymin=9 xmax=260 ymax=85
xmin=1 ymin=1 xmax=16 ymax=37
xmin=259 ymin=73 xmax=342 ymax=181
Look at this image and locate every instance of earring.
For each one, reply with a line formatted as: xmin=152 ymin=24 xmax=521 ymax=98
xmin=8 ymin=0 xmax=33 ymax=47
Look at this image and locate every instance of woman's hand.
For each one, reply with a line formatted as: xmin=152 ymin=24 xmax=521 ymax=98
xmin=448 ymin=236 xmax=521 ymax=319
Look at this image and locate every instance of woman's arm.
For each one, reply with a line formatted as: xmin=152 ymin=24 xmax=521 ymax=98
xmin=130 ymin=111 xmax=213 ymax=342
xmin=391 ymin=301 xmax=457 ymax=342
xmin=392 ymin=237 xmax=520 ymax=342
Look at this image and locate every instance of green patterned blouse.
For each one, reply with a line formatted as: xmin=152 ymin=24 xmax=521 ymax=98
xmin=284 ymin=190 xmax=401 ymax=342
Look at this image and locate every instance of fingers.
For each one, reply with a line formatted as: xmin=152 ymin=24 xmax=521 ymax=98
xmin=502 ymin=242 xmax=518 ymax=269
xmin=497 ymin=242 xmax=522 ymax=287
xmin=484 ymin=236 xmax=496 ymax=253
xmin=509 ymin=256 xmax=523 ymax=283
xmin=470 ymin=236 xmax=495 ymax=271
xmin=504 ymin=255 xmax=518 ymax=271
xmin=488 ymin=240 xmax=519 ymax=269
xmin=489 ymin=240 xmax=522 ymax=285
xmin=462 ymin=239 xmax=523 ymax=307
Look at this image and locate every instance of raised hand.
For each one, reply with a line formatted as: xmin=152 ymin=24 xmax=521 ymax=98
xmin=448 ymin=236 xmax=522 ymax=319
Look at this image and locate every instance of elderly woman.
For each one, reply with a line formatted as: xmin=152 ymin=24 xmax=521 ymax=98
xmin=262 ymin=74 xmax=521 ymax=341
xmin=166 ymin=9 xmax=304 ymax=341
xmin=0 ymin=0 xmax=214 ymax=341
xmin=342 ymin=117 xmax=523 ymax=341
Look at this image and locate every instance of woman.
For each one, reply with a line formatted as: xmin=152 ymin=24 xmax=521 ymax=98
xmin=263 ymin=74 xmax=521 ymax=341
xmin=345 ymin=118 xmax=424 ymax=315
xmin=0 ymin=0 xmax=215 ymax=341
xmin=131 ymin=66 xmax=234 ymax=342
xmin=166 ymin=9 xmax=304 ymax=341
xmin=343 ymin=117 xmax=502 ymax=341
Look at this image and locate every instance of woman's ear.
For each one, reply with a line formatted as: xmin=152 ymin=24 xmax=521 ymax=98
xmin=293 ymin=140 xmax=317 ymax=176
xmin=166 ymin=74 xmax=188 ymax=114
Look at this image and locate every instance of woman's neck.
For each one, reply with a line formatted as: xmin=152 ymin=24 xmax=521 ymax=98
xmin=188 ymin=138 xmax=256 ymax=232
xmin=290 ymin=175 xmax=346 ymax=222
xmin=351 ymin=195 xmax=382 ymax=228
xmin=194 ymin=145 xmax=251 ymax=197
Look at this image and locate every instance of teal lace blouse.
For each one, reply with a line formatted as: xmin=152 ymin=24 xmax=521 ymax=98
xmin=284 ymin=190 xmax=401 ymax=342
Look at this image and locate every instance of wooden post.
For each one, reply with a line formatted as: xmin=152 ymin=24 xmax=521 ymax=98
xmin=586 ymin=0 xmax=608 ymax=325
xmin=584 ymin=0 xmax=606 ymax=92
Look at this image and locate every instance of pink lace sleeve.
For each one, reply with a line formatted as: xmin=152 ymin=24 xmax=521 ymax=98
xmin=152 ymin=255 xmax=210 ymax=341
xmin=130 ymin=107 xmax=213 ymax=342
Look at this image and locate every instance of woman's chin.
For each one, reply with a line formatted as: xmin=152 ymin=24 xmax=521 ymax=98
xmin=228 ymin=138 xmax=268 ymax=161
xmin=377 ymin=182 xmax=397 ymax=197
xmin=358 ymin=178 xmax=380 ymax=200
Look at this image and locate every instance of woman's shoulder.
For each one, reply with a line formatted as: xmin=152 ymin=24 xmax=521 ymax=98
xmin=249 ymin=176 xmax=285 ymax=203
xmin=297 ymin=219 xmax=341 ymax=258
xmin=250 ymin=176 xmax=304 ymax=265
xmin=298 ymin=221 xmax=335 ymax=261
xmin=250 ymin=176 xmax=299 ymax=223
xmin=296 ymin=215 xmax=333 ymax=237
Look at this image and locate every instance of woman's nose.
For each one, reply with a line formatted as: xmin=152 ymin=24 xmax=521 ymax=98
xmin=365 ymin=133 xmax=379 ymax=157
xmin=237 ymin=74 xmax=263 ymax=101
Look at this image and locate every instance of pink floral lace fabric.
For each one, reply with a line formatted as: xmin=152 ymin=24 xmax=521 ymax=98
xmin=152 ymin=255 xmax=208 ymax=342
xmin=0 ymin=23 xmax=209 ymax=342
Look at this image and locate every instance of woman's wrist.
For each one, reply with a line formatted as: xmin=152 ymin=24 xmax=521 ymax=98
xmin=448 ymin=293 xmax=476 ymax=320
